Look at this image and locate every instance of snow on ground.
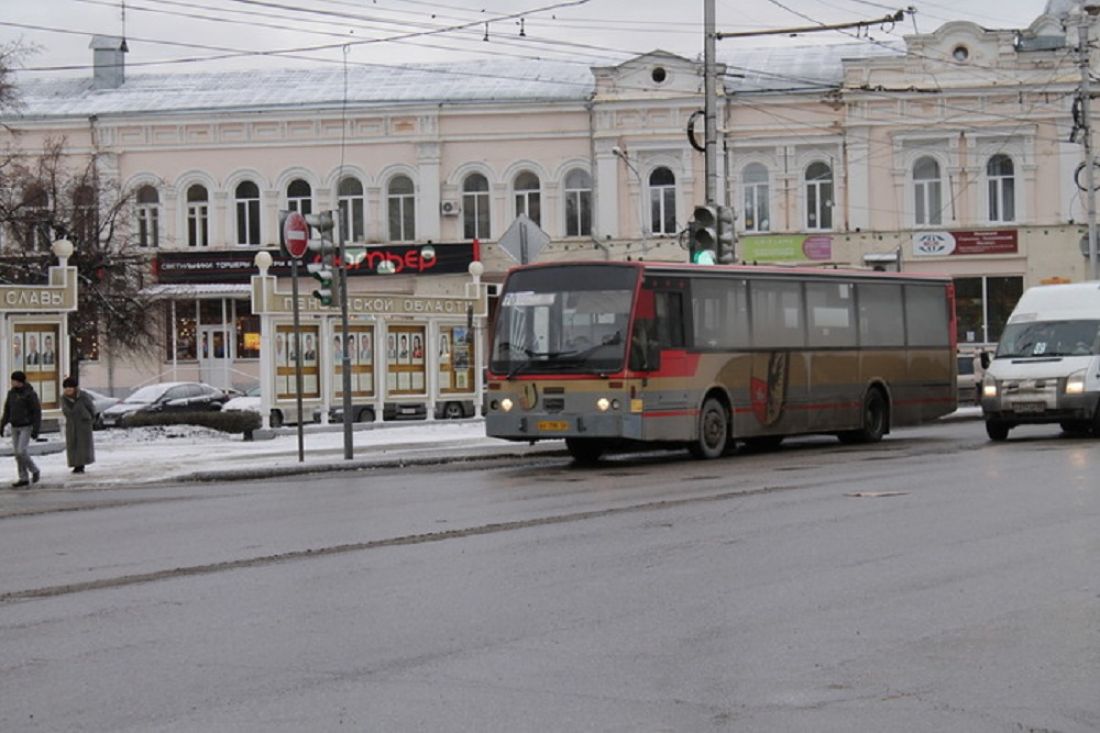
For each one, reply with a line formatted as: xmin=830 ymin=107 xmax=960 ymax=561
xmin=20 ymin=420 xmax=499 ymax=489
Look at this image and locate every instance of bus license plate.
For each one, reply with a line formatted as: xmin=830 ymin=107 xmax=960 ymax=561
xmin=538 ymin=420 xmax=570 ymax=432
xmin=1012 ymin=401 xmax=1046 ymax=413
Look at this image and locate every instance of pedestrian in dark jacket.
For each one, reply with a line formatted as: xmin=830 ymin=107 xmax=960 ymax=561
xmin=0 ymin=371 xmax=41 ymax=488
xmin=61 ymin=377 xmax=96 ymax=474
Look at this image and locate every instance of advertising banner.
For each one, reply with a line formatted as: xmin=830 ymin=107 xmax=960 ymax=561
xmin=911 ymin=230 xmax=1018 ymax=257
xmin=740 ymin=234 xmax=833 ymax=263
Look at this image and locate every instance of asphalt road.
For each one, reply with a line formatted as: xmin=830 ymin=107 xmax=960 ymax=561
xmin=1 ymin=421 xmax=1097 ymax=732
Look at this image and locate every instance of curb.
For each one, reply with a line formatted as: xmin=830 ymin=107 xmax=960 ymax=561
xmin=177 ymin=443 xmax=568 ymax=483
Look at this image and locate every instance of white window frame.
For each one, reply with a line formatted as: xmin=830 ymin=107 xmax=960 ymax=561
xmin=462 ymin=173 xmax=491 ymax=241
xmin=913 ymin=156 xmax=944 ymax=227
xmin=742 ymin=163 xmax=770 ymax=233
xmin=186 ymin=184 xmax=209 ymax=248
xmin=563 ymin=168 xmax=592 ymax=237
xmin=286 ymin=179 xmax=313 ymax=217
xmin=986 ymin=154 xmax=1016 ymax=224
xmin=337 ymin=177 xmax=365 ymax=244
xmin=234 ymin=181 xmax=261 ymax=247
xmin=513 ymin=171 xmax=542 ymax=227
xmin=648 ymin=167 xmax=677 ymax=236
xmin=386 ymin=175 xmax=416 ymax=243
xmin=135 ymin=185 xmax=160 ymax=248
xmin=804 ymin=161 xmax=833 ymax=232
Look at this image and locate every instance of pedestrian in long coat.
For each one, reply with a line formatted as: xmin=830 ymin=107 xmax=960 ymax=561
xmin=61 ymin=377 xmax=95 ymax=474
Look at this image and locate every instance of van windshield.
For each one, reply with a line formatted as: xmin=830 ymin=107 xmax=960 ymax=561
xmin=996 ymin=319 xmax=1100 ymax=358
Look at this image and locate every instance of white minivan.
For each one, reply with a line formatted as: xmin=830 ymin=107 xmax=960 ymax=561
xmin=980 ymin=282 xmax=1100 ymax=440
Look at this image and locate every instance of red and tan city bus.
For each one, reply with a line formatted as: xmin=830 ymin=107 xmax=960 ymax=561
xmin=484 ymin=261 xmax=957 ymax=462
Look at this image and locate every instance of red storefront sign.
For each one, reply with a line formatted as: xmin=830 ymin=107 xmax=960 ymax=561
xmin=911 ymin=230 xmax=1018 ymax=257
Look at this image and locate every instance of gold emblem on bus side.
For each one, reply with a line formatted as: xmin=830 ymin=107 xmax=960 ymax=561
xmin=521 ymin=382 xmax=539 ymax=410
xmin=750 ymin=351 xmax=789 ymax=426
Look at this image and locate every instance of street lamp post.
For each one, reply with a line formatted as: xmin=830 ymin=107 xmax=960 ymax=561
xmin=613 ymin=146 xmax=650 ymax=253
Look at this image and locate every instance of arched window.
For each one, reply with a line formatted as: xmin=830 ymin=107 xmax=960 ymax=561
xmin=462 ymin=173 xmax=490 ymax=240
xmin=287 ymin=179 xmax=312 ymax=216
xmin=235 ymin=181 xmax=261 ymax=246
xmin=513 ymin=171 xmax=541 ymax=227
xmin=805 ymin=162 xmax=833 ymax=230
xmin=72 ymin=184 xmax=97 ymax=245
xmin=337 ymin=177 xmax=365 ymax=244
xmin=135 ymin=185 xmax=160 ymax=248
xmin=387 ymin=175 xmax=416 ymax=242
xmin=913 ymin=156 xmax=943 ymax=226
xmin=186 ymin=184 xmax=209 ymax=247
xmin=563 ymin=169 xmax=592 ymax=237
xmin=987 ymin=154 xmax=1015 ymax=223
xmin=742 ymin=163 xmax=770 ymax=233
xmin=649 ymin=166 xmax=676 ymax=235
xmin=19 ymin=184 xmax=50 ymax=250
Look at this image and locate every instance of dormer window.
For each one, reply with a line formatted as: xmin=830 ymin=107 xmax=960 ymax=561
xmin=651 ymin=66 xmax=667 ymax=84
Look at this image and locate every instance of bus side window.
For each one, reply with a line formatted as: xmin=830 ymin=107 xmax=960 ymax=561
xmin=630 ymin=317 xmax=659 ymax=371
xmin=655 ymin=291 xmax=686 ymax=348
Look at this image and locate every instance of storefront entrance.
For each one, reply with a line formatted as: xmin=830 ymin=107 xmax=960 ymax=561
xmin=199 ymin=324 xmax=231 ymax=388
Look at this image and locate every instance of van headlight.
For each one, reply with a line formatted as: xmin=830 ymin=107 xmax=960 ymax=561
xmin=982 ymin=380 xmax=998 ymax=398
xmin=1065 ymin=371 xmax=1086 ymax=395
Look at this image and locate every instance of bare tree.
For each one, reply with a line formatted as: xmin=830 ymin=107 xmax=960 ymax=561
xmin=0 ymin=138 xmax=158 ymax=376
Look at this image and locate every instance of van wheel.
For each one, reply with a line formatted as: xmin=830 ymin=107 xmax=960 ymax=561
xmin=688 ymin=397 xmax=728 ymax=460
xmin=839 ymin=388 xmax=887 ymax=444
xmin=566 ymin=438 xmax=605 ymax=465
xmin=1060 ymin=420 xmax=1090 ymax=435
xmin=985 ymin=418 xmax=1010 ymax=441
xmin=356 ymin=408 xmax=376 ymax=423
xmin=270 ymin=410 xmax=284 ymax=428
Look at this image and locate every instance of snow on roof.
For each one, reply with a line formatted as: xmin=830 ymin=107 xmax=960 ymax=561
xmin=9 ymin=59 xmax=597 ymax=119
xmin=7 ymin=43 xmax=903 ymax=119
xmin=722 ymin=42 xmax=904 ymax=94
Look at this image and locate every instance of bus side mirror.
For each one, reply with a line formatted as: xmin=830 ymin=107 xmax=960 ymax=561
xmin=980 ymin=351 xmax=991 ymax=370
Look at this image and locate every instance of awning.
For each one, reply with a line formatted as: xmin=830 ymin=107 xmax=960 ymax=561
xmin=142 ymin=284 xmax=251 ymax=299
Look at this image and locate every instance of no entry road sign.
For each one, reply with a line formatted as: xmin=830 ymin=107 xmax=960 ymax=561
xmin=283 ymin=211 xmax=309 ymax=259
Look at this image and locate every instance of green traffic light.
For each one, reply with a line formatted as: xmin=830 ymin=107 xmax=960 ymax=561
xmin=692 ymin=249 xmax=717 ymax=265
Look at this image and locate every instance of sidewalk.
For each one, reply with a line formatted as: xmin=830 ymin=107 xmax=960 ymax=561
xmin=0 ymin=407 xmax=984 ymax=490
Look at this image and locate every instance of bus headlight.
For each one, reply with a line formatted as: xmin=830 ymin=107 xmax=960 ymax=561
xmin=596 ymin=397 xmax=611 ymax=412
xmin=982 ymin=381 xmax=998 ymax=398
xmin=1066 ymin=371 xmax=1086 ymax=395
xmin=500 ymin=398 xmax=514 ymax=412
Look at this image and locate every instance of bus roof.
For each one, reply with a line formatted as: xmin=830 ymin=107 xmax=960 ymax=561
xmin=501 ymin=260 xmax=951 ymax=284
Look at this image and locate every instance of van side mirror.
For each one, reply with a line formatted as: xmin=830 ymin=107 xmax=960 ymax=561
xmin=980 ymin=351 xmax=991 ymax=370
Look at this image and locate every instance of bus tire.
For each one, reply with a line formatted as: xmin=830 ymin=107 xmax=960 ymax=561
xmin=566 ymin=438 xmax=605 ymax=465
xmin=689 ymin=397 xmax=728 ymax=460
xmin=985 ymin=418 xmax=1010 ymax=441
xmin=839 ymin=388 xmax=887 ymax=444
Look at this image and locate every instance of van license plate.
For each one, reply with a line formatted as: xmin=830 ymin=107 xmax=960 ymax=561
xmin=537 ymin=420 xmax=569 ymax=431
xmin=1013 ymin=401 xmax=1046 ymax=413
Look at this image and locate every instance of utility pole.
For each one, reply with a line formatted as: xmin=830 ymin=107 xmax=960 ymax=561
xmin=704 ymin=0 xmax=718 ymax=206
xmin=1079 ymin=4 xmax=1100 ymax=281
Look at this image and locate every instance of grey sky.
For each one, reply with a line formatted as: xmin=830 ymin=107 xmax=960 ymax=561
xmin=0 ymin=0 xmax=1054 ymax=79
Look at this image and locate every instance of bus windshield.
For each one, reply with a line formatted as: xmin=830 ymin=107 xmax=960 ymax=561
xmin=996 ymin=319 xmax=1100 ymax=358
xmin=491 ymin=265 xmax=638 ymax=375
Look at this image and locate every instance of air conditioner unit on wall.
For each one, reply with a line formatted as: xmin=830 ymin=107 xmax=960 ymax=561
xmin=440 ymin=200 xmax=460 ymax=216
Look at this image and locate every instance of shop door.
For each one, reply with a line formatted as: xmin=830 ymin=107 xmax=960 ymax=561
xmin=199 ymin=324 xmax=231 ymax=389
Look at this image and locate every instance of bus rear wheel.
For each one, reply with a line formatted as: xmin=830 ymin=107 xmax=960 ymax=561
xmin=839 ymin=389 xmax=887 ymax=444
xmin=689 ymin=397 xmax=729 ymax=460
xmin=566 ymin=438 xmax=605 ymax=465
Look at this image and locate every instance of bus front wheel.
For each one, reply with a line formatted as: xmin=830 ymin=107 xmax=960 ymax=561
xmin=839 ymin=389 xmax=887 ymax=444
xmin=985 ymin=418 xmax=1010 ymax=441
xmin=689 ymin=397 xmax=729 ymax=460
xmin=566 ymin=438 xmax=605 ymax=465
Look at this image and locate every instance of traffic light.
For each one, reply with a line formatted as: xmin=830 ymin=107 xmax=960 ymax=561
xmin=716 ymin=205 xmax=736 ymax=264
xmin=307 ymin=261 xmax=334 ymax=306
xmin=689 ymin=205 xmax=718 ymax=265
xmin=306 ymin=211 xmax=336 ymax=306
